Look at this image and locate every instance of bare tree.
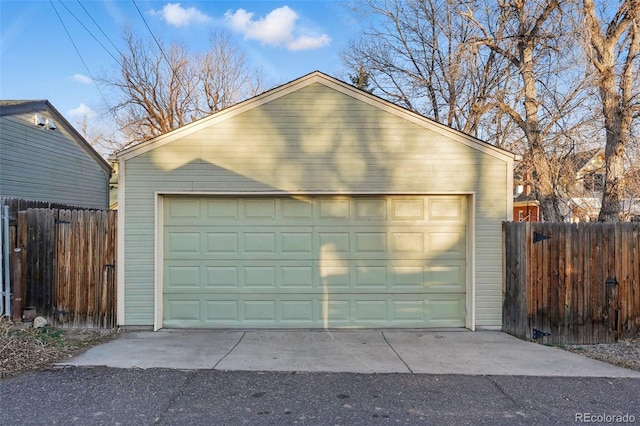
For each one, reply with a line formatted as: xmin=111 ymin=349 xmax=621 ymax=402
xmin=341 ymin=0 xmax=510 ymax=138
xmin=580 ymin=0 xmax=640 ymax=222
xmin=102 ymin=30 xmax=263 ymax=147
xmin=343 ymin=0 xmax=590 ymax=221
xmin=463 ymin=0 xmax=591 ymax=222
xmin=200 ymin=32 xmax=263 ymax=114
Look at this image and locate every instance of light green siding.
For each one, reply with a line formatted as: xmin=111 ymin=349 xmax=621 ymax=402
xmin=120 ymin=75 xmax=512 ymax=328
xmin=163 ymin=195 xmax=466 ymax=328
xmin=0 ymin=111 xmax=109 ymax=209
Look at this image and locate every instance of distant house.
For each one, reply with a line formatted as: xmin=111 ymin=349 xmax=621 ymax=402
xmin=513 ymin=163 xmax=541 ymax=222
xmin=566 ymin=149 xmax=605 ymax=223
xmin=0 ymin=100 xmax=111 ymax=209
xmin=513 ymin=148 xmax=640 ymax=222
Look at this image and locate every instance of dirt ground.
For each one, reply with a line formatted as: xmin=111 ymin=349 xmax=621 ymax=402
xmin=0 ymin=317 xmax=119 ymax=380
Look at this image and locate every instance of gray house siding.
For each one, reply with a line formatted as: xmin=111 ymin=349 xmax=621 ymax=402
xmin=0 ymin=102 xmax=110 ymax=209
xmin=118 ymin=74 xmax=514 ymax=328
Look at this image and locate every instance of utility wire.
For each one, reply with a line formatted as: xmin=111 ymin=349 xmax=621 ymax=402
xmin=130 ymin=0 xmax=195 ymax=128
xmin=131 ymin=0 xmax=173 ymax=69
xmin=76 ymin=0 xmax=124 ymax=60
xmin=56 ymin=0 xmax=122 ymax=66
xmin=49 ymin=0 xmax=111 ymax=110
xmin=49 ymin=0 xmax=138 ymax=150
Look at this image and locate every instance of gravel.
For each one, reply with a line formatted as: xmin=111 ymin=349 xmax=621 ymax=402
xmin=560 ymin=338 xmax=640 ymax=372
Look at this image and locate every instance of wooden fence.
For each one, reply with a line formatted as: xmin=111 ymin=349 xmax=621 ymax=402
xmin=503 ymin=222 xmax=640 ymax=344
xmin=10 ymin=208 xmax=117 ymax=328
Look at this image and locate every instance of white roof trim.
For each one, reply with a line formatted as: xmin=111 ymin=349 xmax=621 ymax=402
xmin=117 ymin=71 xmax=515 ymax=163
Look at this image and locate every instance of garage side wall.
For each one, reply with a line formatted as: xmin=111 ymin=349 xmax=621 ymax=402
xmin=120 ymin=83 xmax=509 ymax=326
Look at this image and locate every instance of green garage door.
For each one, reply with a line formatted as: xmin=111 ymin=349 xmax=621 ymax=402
xmin=163 ymin=195 xmax=467 ymax=328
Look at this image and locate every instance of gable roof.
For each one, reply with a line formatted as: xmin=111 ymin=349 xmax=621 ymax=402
xmin=0 ymin=99 xmax=112 ymax=173
xmin=572 ymin=148 xmax=605 ymax=176
xmin=117 ymin=71 xmax=515 ymax=163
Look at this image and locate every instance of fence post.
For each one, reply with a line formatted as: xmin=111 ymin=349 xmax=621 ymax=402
xmin=10 ymin=248 xmax=24 ymax=321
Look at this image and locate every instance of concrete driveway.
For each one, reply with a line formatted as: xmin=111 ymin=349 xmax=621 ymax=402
xmin=62 ymin=329 xmax=640 ymax=377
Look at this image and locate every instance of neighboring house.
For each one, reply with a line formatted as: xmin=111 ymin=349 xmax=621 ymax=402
xmin=512 ymin=149 xmax=609 ymax=222
xmin=566 ymin=149 xmax=605 ymax=222
xmin=108 ymin=158 xmax=119 ymax=210
xmin=513 ymin=199 xmax=542 ymax=222
xmin=0 ymin=100 xmax=111 ymax=209
xmin=513 ymin=163 xmax=541 ymax=222
xmin=116 ymin=71 xmax=516 ymax=330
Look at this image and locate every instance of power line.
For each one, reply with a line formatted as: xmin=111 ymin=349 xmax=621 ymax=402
xmin=131 ymin=0 xmax=174 ymax=69
xmin=49 ymin=0 xmax=111 ymax=109
xmin=130 ymin=0 xmax=194 ymax=116
xmin=76 ymin=0 xmax=124 ymax=60
xmin=55 ymin=0 xmax=122 ymax=66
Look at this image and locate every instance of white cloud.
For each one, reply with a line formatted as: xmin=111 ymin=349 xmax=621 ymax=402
xmin=152 ymin=3 xmax=210 ymax=27
xmin=71 ymin=74 xmax=92 ymax=84
xmin=68 ymin=103 xmax=96 ymax=119
xmin=287 ymin=34 xmax=331 ymax=51
xmin=225 ymin=6 xmax=331 ymax=51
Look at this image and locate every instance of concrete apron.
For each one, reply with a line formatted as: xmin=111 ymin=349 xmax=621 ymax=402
xmin=60 ymin=330 xmax=640 ymax=377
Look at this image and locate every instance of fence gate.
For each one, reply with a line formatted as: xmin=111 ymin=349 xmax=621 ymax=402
xmin=503 ymin=222 xmax=640 ymax=344
xmin=9 ymin=208 xmax=117 ymax=328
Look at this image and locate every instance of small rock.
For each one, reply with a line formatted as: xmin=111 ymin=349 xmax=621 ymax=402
xmin=33 ymin=316 xmax=47 ymax=328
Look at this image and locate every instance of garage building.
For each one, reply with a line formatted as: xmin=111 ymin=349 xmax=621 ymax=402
xmin=116 ymin=72 xmax=515 ymax=330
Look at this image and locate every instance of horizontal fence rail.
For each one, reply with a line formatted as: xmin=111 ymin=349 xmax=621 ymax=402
xmin=503 ymin=222 xmax=640 ymax=344
xmin=10 ymin=208 xmax=117 ymax=328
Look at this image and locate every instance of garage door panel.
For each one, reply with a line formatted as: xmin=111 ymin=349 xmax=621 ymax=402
xmin=244 ymin=232 xmax=276 ymax=253
xmin=245 ymin=199 xmax=276 ymax=219
xmin=163 ymin=195 xmax=467 ymax=328
xmin=429 ymin=230 xmax=466 ymax=256
xmin=391 ymin=198 xmax=424 ymax=220
xmin=428 ymin=197 xmax=465 ymax=221
xmin=244 ymin=266 xmax=277 ymax=288
xmin=205 ymin=199 xmax=239 ymax=220
xmin=165 ymin=299 xmax=201 ymax=321
xmin=281 ymin=300 xmax=315 ymax=322
xmin=244 ymin=300 xmax=277 ymax=321
xmin=165 ymin=259 xmax=465 ymax=294
xmin=165 ymin=232 xmax=201 ymax=254
xmin=165 ymin=226 xmax=465 ymax=260
xmin=206 ymin=266 xmax=238 ymax=287
xmin=205 ymin=300 xmax=238 ymax=321
xmin=206 ymin=232 xmax=238 ymax=253
xmin=281 ymin=232 xmax=314 ymax=253
xmin=318 ymin=198 xmax=350 ymax=220
xmin=282 ymin=198 xmax=314 ymax=219
xmin=163 ymin=293 xmax=466 ymax=328
xmin=281 ymin=266 xmax=314 ymax=288
xmin=166 ymin=196 xmax=467 ymax=226
xmin=355 ymin=198 xmax=387 ymax=220
xmin=166 ymin=198 xmax=202 ymax=224
xmin=166 ymin=266 xmax=201 ymax=288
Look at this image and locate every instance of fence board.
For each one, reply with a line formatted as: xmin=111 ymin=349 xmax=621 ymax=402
xmin=503 ymin=222 xmax=640 ymax=344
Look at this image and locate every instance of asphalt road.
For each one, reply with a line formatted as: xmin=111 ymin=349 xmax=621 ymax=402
xmin=1 ymin=367 xmax=639 ymax=425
